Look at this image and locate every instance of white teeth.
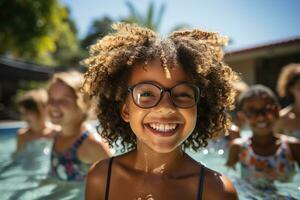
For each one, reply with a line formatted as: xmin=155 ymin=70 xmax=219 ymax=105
xmin=148 ymin=123 xmax=178 ymax=132
xmin=51 ymin=112 xmax=61 ymax=117
xmin=256 ymin=122 xmax=267 ymax=128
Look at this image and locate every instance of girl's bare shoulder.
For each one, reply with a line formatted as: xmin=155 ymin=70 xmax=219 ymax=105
xmin=203 ymin=167 xmax=238 ymax=200
xmin=87 ymin=158 xmax=111 ymax=182
xmin=229 ymin=137 xmax=245 ymax=150
xmin=87 ymin=153 xmax=129 ymax=182
xmin=86 ymin=158 xmax=112 ymax=200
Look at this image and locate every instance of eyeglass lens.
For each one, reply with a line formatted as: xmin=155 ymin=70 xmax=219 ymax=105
xmin=131 ymin=83 xmax=199 ymax=108
xmin=244 ymin=106 xmax=276 ymax=118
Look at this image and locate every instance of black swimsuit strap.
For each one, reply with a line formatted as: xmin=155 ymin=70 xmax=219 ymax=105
xmin=197 ymin=165 xmax=205 ymax=200
xmin=104 ymin=159 xmax=205 ymax=200
xmin=105 ymin=157 xmax=114 ymax=200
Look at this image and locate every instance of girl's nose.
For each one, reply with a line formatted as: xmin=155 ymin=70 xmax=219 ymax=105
xmin=157 ymin=92 xmax=175 ymax=108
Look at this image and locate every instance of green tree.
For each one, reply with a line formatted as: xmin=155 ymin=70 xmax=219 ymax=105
xmin=51 ymin=7 xmax=82 ymax=67
xmin=122 ymin=1 xmax=166 ymax=31
xmin=0 ymin=0 xmax=80 ymax=66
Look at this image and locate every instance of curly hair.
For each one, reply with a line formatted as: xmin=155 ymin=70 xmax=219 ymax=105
xmin=83 ymin=23 xmax=238 ymax=152
xmin=277 ymin=63 xmax=300 ymax=102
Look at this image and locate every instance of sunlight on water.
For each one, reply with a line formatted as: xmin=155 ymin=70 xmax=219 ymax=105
xmin=0 ymin=127 xmax=85 ymax=200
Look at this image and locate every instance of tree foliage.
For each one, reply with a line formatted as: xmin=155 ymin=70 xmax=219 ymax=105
xmin=0 ymin=0 xmax=80 ymax=66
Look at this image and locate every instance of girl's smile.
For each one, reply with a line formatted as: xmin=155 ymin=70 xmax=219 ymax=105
xmin=143 ymin=114 xmax=184 ymax=137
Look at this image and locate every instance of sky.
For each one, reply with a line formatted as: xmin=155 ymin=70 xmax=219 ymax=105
xmin=61 ymin=0 xmax=300 ymax=51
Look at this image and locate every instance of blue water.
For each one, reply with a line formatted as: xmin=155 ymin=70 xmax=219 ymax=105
xmin=0 ymin=122 xmax=84 ymax=200
xmin=0 ymin=122 xmax=300 ymax=200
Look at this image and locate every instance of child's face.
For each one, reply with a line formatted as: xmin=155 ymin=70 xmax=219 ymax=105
xmin=19 ymin=107 xmax=40 ymax=128
xmin=241 ymin=96 xmax=279 ymax=136
xmin=121 ymin=58 xmax=197 ymax=153
xmin=47 ymin=81 xmax=83 ymax=126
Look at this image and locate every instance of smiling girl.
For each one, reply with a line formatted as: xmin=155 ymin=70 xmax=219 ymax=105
xmin=47 ymin=71 xmax=111 ymax=181
xmin=84 ymin=23 xmax=238 ymax=200
xmin=226 ymin=85 xmax=300 ymax=189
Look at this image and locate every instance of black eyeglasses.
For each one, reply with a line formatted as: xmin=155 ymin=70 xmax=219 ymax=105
xmin=243 ymin=105 xmax=278 ymax=118
xmin=127 ymin=82 xmax=200 ymax=109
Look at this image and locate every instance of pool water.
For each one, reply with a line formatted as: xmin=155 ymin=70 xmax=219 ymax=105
xmin=0 ymin=122 xmax=299 ymax=200
xmin=0 ymin=122 xmax=84 ymax=200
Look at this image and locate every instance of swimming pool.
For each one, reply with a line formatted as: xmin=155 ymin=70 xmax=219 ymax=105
xmin=0 ymin=122 xmax=299 ymax=200
xmin=0 ymin=122 xmax=85 ymax=200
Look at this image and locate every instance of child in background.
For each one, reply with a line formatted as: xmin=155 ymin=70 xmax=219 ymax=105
xmin=47 ymin=71 xmax=111 ymax=181
xmin=275 ymin=63 xmax=300 ymax=138
xmin=16 ymin=88 xmax=56 ymax=154
xmin=84 ymin=23 xmax=238 ymax=200
xmin=226 ymin=85 xmax=300 ymax=189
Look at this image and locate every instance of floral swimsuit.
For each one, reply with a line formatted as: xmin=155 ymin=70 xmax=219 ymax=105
xmin=239 ymin=138 xmax=296 ymax=188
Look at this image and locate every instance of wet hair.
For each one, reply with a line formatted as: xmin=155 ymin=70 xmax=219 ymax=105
xmin=237 ymin=84 xmax=279 ymax=111
xmin=83 ymin=23 xmax=238 ymax=152
xmin=277 ymin=63 xmax=300 ymax=102
xmin=48 ymin=71 xmax=92 ymax=120
xmin=17 ymin=89 xmax=48 ymax=116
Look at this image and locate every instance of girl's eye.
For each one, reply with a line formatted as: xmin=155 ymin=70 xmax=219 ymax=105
xmin=174 ymin=93 xmax=193 ymax=99
xmin=140 ymin=91 xmax=155 ymax=97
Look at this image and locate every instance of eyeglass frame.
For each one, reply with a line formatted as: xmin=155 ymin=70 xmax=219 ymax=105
xmin=127 ymin=81 xmax=200 ymax=109
xmin=242 ymin=105 xmax=278 ymax=118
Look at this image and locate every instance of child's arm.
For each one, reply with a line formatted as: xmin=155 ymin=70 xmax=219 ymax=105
xmin=228 ymin=124 xmax=241 ymax=140
xmin=85 ymin=159 xmax=110 ymax=200
xmin=226 ymin=139 xmax=242 ymax=169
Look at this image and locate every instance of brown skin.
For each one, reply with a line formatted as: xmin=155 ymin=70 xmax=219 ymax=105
xmin=86 ymin=59 xmax=238 ymax=200
xmin=226 ymin=97 xmax=300 ymax=169
xmin=48 ymin=81 xmax=111 ymax=164
xmin=228 ymin=125 xmax=241 ymax=140
xmin=275 ymin=79 xmax=300 ymax=136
